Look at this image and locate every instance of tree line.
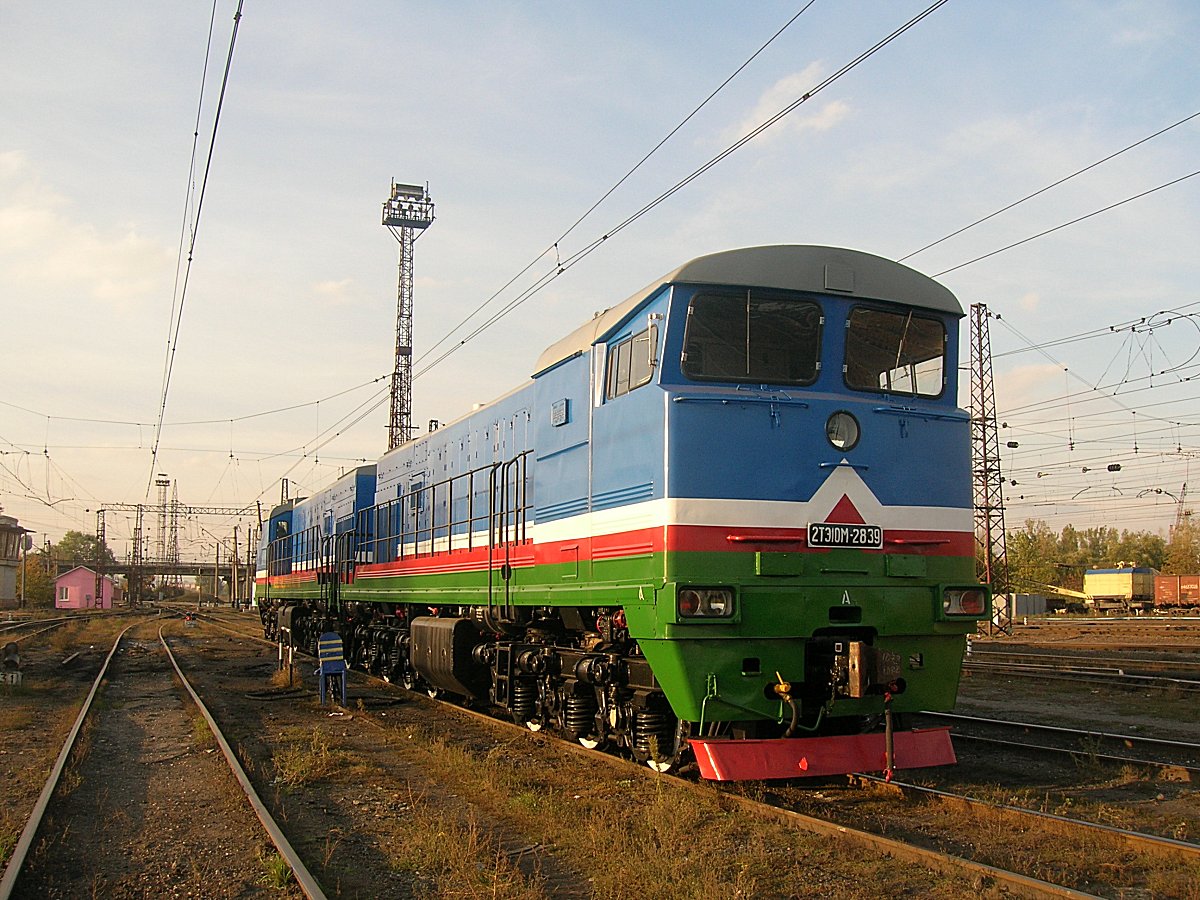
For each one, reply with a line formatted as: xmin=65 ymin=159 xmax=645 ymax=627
xmin=1003 ymin=516 xmax=1200 ymax=593
xmin=14 ymin=530 xmax=165 ymax=607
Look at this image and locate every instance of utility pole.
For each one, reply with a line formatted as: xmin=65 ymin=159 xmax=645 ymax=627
xmin=170 ymin=481 xmax=181 ymax=587
xmin=246 ymin=525 xmax=255 ymax=608
xmin=970 ymin=303 xmax=1010 ymax=635
xmin=18 ymin=531 xmax=29 ymax=609
xmin=382 ymin=180 xmax=435 ymax=451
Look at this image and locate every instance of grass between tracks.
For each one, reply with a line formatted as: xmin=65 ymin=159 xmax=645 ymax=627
xmin=265 ymin=709 xmax=970 ymax=899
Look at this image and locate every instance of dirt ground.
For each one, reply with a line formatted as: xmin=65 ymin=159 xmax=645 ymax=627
xmin=6 ymin=611 xmax=1199 ymax=898
xmin=16 ymin=629 xmax=304 ymax=898
xmin=962 ymin=619 xmax=1200 ymax=743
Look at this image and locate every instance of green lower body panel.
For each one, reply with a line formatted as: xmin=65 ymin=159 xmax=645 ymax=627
xmin=262 ymin=544 xmax=981 ymax=725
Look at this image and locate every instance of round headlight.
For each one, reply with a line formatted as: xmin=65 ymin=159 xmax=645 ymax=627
xmin=826 ymin=411 xmax=860 ymax=451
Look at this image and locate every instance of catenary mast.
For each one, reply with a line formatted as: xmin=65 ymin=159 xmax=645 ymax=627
xmin=381 ymin=181 xmax=435 ymax=451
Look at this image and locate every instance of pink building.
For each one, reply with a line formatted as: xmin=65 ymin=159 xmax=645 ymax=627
xmin=55 ymin=566 xmax=119 ymax=610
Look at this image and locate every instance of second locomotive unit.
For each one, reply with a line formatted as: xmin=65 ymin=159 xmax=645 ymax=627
xmin=257 ymin=244 xmax=987 ymax=779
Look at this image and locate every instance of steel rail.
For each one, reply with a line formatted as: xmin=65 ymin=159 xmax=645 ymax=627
xmin=454 ymin=698 xmax=1107 ymax=897
xmin=0 ymin=623 xmax=136 ymax=900
xmin=715 ymin=789 xmax=1100 ymax=899
xmin=951 ymin=732 xmax=1200 ymax=777
xmin=970 ymin=649 xmax=1200 ymax=676
xmin=1034 ymin=617 xmax=1200 ymax=624
xmin=366 ymin=675 xmax=1100 ymax=899
xmin=855 ymin=774 xmax=1200 ymax=862
xmin=197 ymin=614 xmax=1100 ymax=898
xmin=4 ymin=623 xmax=64 ymax=645
xmin=920 ymin=711 xmax=1200 ymax=755
xmin=158 ymin=626 xmax=327 ymax=900
xmin=963 ymin=659 xmax=1200 ymax=691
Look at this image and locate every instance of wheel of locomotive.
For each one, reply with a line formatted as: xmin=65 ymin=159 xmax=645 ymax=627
xmin=376 ymin=647 xmax=393 ymax=681
xmin=399 ymin=665 xmax=420 ymax=692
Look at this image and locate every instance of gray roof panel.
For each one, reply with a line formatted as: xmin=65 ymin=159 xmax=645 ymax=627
xmin=533 ymin=245 xmax=961 ymax=377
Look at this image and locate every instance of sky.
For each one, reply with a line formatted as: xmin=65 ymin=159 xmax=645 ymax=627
xmin=2 ymin=0 xmax=1199 ymax=561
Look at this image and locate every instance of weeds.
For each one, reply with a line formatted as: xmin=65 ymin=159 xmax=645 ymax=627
xmin=257 ymin=850 xmax=294 ymax=888
xmin=271 ymin=726 xmax=369 ymax=787
xmin=321 ymin=828 xmax=344 ymax=870
xmin=382 ymin=790 xmax=546 ymax=899
xmin=0 ymin=822 xmax=17 ymax=867
xmin=190 ymin=712 xmax=215 ymax=750
xmin=273 ymin=728 xmax=340 ymax=786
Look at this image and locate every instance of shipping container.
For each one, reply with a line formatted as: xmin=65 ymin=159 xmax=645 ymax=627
xmin=1084 ymin=567 xmax=1157 ymax=610
xmin=1154 ymin=574 xmax=1200 ymax=607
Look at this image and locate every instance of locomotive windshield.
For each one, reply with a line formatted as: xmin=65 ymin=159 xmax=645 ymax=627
xmin=681 ymin=290 xmax=821 ymax=385
xmin=844 ymin=307 xmax=944 ymax=396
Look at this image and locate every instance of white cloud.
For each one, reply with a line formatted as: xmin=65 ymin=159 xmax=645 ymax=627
xmin=995 ymin=362 xmax=1068 ymax=414
xmin=0 ymin=152 xmax=173 ymax=314
xmin=312 ymin=278 xmax=356 ymax=305
xmin=722 ymin=65 xmax=850 ymax=146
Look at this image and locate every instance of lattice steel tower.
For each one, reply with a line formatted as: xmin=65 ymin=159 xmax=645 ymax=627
xmin=970 ymin=303 xmax=1010 ymax=633
xmin=155 ymin=474 xmax=171 ymax=563
xmin=381 ymin=181 xmax=435 ymax=451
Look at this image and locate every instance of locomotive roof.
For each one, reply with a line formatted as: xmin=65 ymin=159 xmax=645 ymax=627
xmin=533 ymin=244 xmax=961 ymax=376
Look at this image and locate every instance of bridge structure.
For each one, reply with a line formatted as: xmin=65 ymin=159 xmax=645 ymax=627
xmin=96 ymin=501 xmax=260 ymax=605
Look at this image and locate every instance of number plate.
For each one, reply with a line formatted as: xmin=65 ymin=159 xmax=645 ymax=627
xmin=807 ymin=522 xmax=883 ymax=549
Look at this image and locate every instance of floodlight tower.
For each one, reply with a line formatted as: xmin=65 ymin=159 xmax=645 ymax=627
xmin=155 ymin=474 xmax=170 ymax=563
xmin=381 ymin=180 xmax=435 ymax=451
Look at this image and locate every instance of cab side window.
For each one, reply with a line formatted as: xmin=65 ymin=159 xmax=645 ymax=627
xmin=606 ymin=325 xmax=657 ymax=400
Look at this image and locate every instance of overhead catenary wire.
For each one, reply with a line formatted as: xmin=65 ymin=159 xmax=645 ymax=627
xmin=416 ymin=0 xmax=955 ymax=381
xmin=901 ymin=109 xmax=1200 ymax=262
xmin=0 ymin=373 xmax=390 ymax=431
xmin=145 ymin=0 xmax=245 ymax=499
xmin=415 ymin=1 xmax=820 ymax=370
xmin=934 ymin=169 xmax=1200 ymax=277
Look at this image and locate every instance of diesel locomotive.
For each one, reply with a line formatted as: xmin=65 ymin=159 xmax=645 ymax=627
xmin=256 ymin=244 xmax=988 ymax=780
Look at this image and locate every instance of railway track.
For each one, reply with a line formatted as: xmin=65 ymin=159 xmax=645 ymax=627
xmin=970 ymin=648 xmax=1200 ymax=678
xmin=916 ymin=710 xmax=1200 ymax=775
xmin=963 ymin=654 xmax=1200 ymax=692
xmin=853 ymin=774 xmax=1200 ymax=863
xmin=194 ymin=610 xmax=1198 ymax=897
xmin=416 ymin=680 xmax=1200 ymax=897
xmin=0 ymin=620 xmax=321 ymax=899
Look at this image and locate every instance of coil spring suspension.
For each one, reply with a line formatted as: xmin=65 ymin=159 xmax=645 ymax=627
xmin=634 ymin=708 xmax=676 ymax=761
xmin=510 ymin=679 xmax=538 ymax=723
xmin=368 ymin=631 xmax=391 ymax=675
xmin=564 ymin=693 xmax=597 ymax=737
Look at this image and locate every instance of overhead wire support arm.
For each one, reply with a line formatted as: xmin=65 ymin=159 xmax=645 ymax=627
xmin=99 ymin=502 xmax=257 ymax=518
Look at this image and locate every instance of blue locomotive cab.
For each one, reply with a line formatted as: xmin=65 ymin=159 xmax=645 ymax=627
xmin=262 ymin=500 xmax=297 ymax=578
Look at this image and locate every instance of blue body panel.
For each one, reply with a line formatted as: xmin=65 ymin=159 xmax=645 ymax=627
xmin=660 ymin=284 xmax=969 ymax=508
xmin=257 ymin=246 xmax=972 ymax=589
